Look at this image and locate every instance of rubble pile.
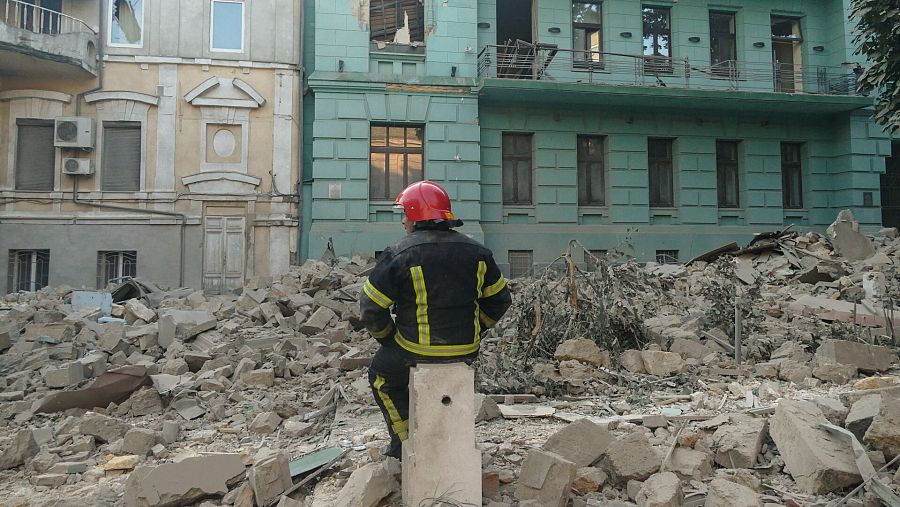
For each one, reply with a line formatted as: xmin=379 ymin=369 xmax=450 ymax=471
xmin=0 ymin=209 xmax=897 ymax=507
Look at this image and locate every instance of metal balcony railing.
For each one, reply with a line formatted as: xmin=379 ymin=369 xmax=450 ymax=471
xmin=478 ymin=43 xmax=861 ymax=96
xmin=0 ymin=0 xmax=96 ymax=36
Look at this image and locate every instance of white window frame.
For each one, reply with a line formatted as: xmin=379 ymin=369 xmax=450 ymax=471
xmin=107 ymin=0 xmax=144 ymax=48
xmin=210 ymin=0 xmax=246 ymax=53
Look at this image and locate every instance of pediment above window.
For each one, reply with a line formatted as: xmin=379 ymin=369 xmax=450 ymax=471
xmin=184 ymin=77 xmax=266 ymax=109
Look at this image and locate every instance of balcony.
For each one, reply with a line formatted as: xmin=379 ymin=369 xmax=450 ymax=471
xmin=477 ymin=43 xmax=873 ymax=115
xmin=0 ymin=0 xmax=98 ymax=78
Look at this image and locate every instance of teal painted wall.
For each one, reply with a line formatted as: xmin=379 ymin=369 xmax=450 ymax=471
xmin=302 ymin=0 xmax=890 ymax=271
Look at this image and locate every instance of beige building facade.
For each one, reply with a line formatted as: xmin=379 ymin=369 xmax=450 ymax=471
xmin=0 ymin=0 xmax=303 ymax=294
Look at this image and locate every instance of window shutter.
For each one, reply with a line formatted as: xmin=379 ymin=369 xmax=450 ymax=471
xmin=102 ymin=122 xmax=141 ymax=191
xmin=15 ymin=121 xmax=55 ymax=191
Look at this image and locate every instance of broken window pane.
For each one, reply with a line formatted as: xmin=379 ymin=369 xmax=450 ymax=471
xmin=370 ymin=124 xmax=424 ymax=200
xmin=371 ymin=0 xmax=424 ymax=44
xmin=573 ymin=1 xmax=602 ymax=65
xmin=212 ymin=0 xmax=244 ymax=51
xmin=109 ymin=0 xmax=143 ymax=46
xmin=709 ymin=11 xmax=736 ymax=73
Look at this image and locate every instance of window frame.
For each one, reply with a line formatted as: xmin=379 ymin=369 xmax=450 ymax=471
xmin=709 ymin=10 xmax=736 ymax=75
xmin=97 ymin=251 xmax=138 ymax=289
xmin=716 ymin=140 xmax=740 ymax=209
xmin=369 ymin=123 xmax=425 ymax=201
xmin=101 ymin=120 xmax=142 ymax=192
xmin=369 ymin=0 xmax=426 ymax=44
xmin=572 ymin=0 xmax=603 ymax=68
xmin=656 ymin=250 xmax=679 ymax=264
xmin=585 ymin=249 xmax=607 ymax=271
xmin=14 ymin=118 xmax=56 ymax=192
xmin=107 ymin=0 xmax=145 ymax=48
xmin=210 ymin=0 xmax=246 ymax=53
xmin=7 ymin=249 xmax=50 ymax=293
xmin=508 ymin=250 xmax=534 ymax=278
xmin=781 ymin=142 xmax=804 ymax=210
xmin=577 ymin=135 xmax=606 ymax=206
xmin=502 ymin=133 xmax=534 ymax=205
xmin=642 ymin=5 xmax=672 ymax=73
xmin=648 ymin=138 xmax=675 ymax=208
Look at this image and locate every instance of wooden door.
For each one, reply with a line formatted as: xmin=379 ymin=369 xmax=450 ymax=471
xmin=203 ymin=216 xmax=245 ymax=293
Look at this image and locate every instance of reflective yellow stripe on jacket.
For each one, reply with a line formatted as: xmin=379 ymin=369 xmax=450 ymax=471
xmin=410 ymin=266 xmax=431 ymax=346
xmin=363 ymin=279 xmax=393 ymax=309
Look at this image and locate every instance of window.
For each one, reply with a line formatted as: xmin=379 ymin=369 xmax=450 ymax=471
xmin=709 ymin=11 xmax=736 ymax=76
xmin=508 ymin=250 xmax=533 ymax=278
xmin=211 ymin=0 xmax=244 ymax=51
xmin=370 ymin=124 xmax=424 ymax=200
xmin=15 ymin=119 xmax=55 ymax=191
xmin=502 ymin=133 xmax=533 ymax=205
xmin=102 ymin=122 xmax=141 ymax=191
xmin=781 ymin=143 xmax=803 ymax=209
xmin=771 ymin=17 xmax=802 ymax=93
xmin=7 ymin=250 xmax=50 ymax=293
xmin=585 ymin=249 xmax=607 ymax=271
xmin=573 ymin=1 xmax=602 ymax=66
xmin=642 ymin=6 xmax=671 ymax=73
xmin=648 ymin=138 xmax=674 ymax=207
xmin=656 ymin=250 xmax=679 ymax=264
xmin=577 ymin=136 xmax=605 ymax=205
xmin=97 ymin=251 xmax=137 ymax=289
xmin=370 ymin=0 xmax=424 ymax=43
xmin=716 ymin=140 xmax=740 ymax=208
xmin=109 ymin=0 xmax=143 ymax=47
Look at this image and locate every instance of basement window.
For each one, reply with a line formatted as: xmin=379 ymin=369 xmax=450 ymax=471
xmin=370 ymin=0 xmax=424 ymax=44
xmin=656 ymin=250 xmax=679 ymax=264
xmin=97 ymin=251 xmax=137 ymax=289
xmin=585 ymin=249 xmax=607 ymax=271
xmin=109 ymin=0 xmax=143 ymax=47
xmin=8 ymin=250 xmax=50 ymax=293
xmin=508 ymin=250 xmax=534 ymax=278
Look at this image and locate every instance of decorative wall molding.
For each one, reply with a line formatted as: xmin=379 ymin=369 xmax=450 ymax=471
xmin=184 ymin=77 xmax=266 ymax=108
xmin=0 ymin=90 xmax=72 ymax=103
xmin=85 ymin=91 xmax=160 ymax=106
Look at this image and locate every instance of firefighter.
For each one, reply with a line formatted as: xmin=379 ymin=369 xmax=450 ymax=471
xmin=360 ymin=180 xmax=512 ymax=459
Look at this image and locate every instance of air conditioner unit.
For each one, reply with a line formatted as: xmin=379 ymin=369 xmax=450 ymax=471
xmin=62 ymin=158 xmax=94 ymax=175
xmin=54 ymin=117 xmax=95 ymax=149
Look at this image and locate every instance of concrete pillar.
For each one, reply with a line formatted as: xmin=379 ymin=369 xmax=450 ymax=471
xmin=402 ymin=363 xmax=481 ymax=505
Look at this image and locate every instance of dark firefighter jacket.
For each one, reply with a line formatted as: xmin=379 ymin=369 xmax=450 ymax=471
xmin=359 ymin=228 xmax=512 ymax=358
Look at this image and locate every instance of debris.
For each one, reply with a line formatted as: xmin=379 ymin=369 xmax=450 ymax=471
xmin=0 ymin=430 xmax=39 ymax=471
xmin=475 ymin=393 xmax=502 ymax=422
xmin=636 ymin=471 xmax=684 ymax=507
xmin=667 ymin=448 xmax=713 ymax=480
xmin=249 ymin=453 xmax=292 ymax=507
xmin=641 ymin=351 xmax=684 ymax=377
xmin=249 ymin=412 xmax=283 ymax=434
xmin=33 ymin=365 xmax=149 ymax=413
xmin=815 ymin=339 xmax=896 ymax=373
xmin=863 ymin=396 xmax=900 ymax=458
xmin=827 ymin=209 xmax=876 ymax=261
xmin=769 ymin=399 xmax=862 ymax=494
xmin=554 ymin=338 xmax=611 ymax=366
xmin=332 ymin=461 xmax=397 ymax=507
xmin=540 ymin=418 xmax=612 ymax=468
xmin=846 ymin=394 xmax=883 ymax=442
xmin=79 ymin=413 xmax=132 ymax=443
xmin=572 ymin=466 xmax=607 ymax=494
xmin=124 ymin=453 xmax=246 ymax=507
xmin=705 ymin=477 xmax=761 ymax=507
xmin=515 ymin=449 xmax=577 ymax=507
xmin=601 ymin=432 xmax=661 ymax=484
xmin=711 ymin=415 xmax=767 ymax=469
xmin=499 ymin=404 xmax=556 ymax=418
xmin=105 ymin=455 xmax=141 ymax=471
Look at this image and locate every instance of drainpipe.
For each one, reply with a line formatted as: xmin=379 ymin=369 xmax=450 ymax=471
xmin=72 ymin=175 xmax=187 ymax=287
xmin=75 ymin=0 xmax=105 ymax=115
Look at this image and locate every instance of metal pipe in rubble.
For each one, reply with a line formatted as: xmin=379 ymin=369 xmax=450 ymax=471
xmin=72 ymin=175 xmax=187 ymax=287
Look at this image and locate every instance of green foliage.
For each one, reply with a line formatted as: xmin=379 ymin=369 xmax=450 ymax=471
xmin=851 ymin=0 xmax=900 ymax=130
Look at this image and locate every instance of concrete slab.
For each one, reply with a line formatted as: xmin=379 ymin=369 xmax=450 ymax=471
xmin=402 ymin=363 xmax=481 ymax=507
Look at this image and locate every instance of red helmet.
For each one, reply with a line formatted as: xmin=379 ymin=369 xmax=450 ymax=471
xmin=395 ymin=180 xmax=455 ymax=222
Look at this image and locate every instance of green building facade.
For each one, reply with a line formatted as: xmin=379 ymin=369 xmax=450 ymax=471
xmin=304 ymin=0 xmax=894 ymax=275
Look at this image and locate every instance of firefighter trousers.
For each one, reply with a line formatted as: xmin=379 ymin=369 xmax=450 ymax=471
xmin=368 ymin=340 xmax=475 ymax=459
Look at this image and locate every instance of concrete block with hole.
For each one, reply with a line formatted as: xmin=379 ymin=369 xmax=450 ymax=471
xmin=402 ymin=363 xmax=481 ymax=505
